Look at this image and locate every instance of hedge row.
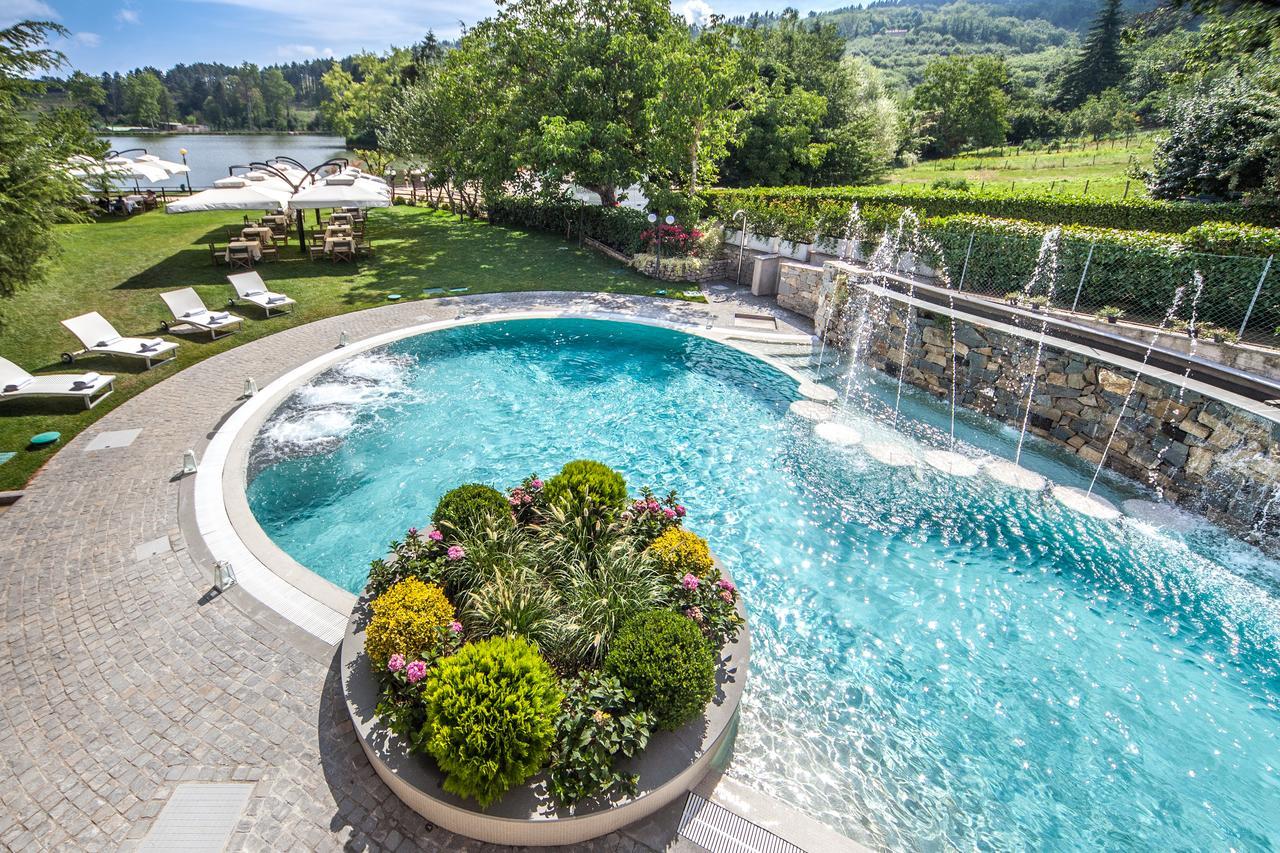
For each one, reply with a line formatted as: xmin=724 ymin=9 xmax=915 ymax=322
xmin=700 ymin=186 xmax=1280 ymax=235
xmin=487 ymin=196 xmax=650 ymax=255
xmin=922 ymin=216 xmax=1278 ymax=334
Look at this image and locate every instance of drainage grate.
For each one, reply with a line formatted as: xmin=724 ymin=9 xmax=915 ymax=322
xmin=137 ymin=782 xmax=253 ymax=852
xmin=678 ymin=793 xmax=805 ymax=853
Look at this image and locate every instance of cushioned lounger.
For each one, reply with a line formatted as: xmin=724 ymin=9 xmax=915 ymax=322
xmin=160 ymin=287 xmax=243 ymax=340
xmin=0 ymin=356 xmax=114 ymax=409
xmin=227 ymin=272 xmax=296 ymax=317
xmin=61 ymin=311 xmax=178 ymax=369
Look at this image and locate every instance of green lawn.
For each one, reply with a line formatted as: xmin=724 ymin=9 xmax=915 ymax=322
xmin=884 ymin=131 xmax=1160 ymax=199
xmin=0 ymin=204 xmax=682 ymax=490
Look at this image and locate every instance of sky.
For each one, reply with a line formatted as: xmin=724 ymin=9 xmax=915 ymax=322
xmin=2 ymin=0 xmax=858 ymax=74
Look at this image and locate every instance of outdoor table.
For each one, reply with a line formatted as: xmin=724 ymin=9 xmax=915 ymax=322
xmin=325 ymin=225 xmax=352 ymax=238
xmin=241 ymin=226 xmax=274 ymax=244
xmin=324 ymin=237 xmax=355 ymax=255
xmin=225 ymin=239 xmax=262 ymax=262
xmin=329 ymin=212 xmax=354 ymax=225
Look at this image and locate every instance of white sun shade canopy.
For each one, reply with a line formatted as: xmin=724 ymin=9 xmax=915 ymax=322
xmin=165 ymin=176 xmax=291 ymax=213
xmin=287 ymin=173 xmax=392 ymax=210
xmin=135 ymin=153 xmax=190 ymax=175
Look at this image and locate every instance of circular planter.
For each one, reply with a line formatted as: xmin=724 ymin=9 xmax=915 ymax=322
xmin=341 ymin=578 xmax=749 ymax=846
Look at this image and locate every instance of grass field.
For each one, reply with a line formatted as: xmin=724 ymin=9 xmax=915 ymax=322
xmin=0 ymin=205 xmax=679 ymax=490
xmin=883 ymin=131 xmax=1160 ymax=199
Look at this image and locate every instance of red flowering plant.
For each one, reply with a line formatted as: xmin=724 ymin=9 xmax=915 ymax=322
xmin=640 ymin=223 xmax=704 ymax=256
xmin=507 ymin=473 xmax=548 ymax=525
xmin=621 ymin=486 xmax=685 ymax=545
xmin=672 ymin=573 xmax=743 ymax=648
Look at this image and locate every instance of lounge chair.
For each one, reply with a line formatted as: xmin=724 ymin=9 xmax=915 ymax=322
xmin=0 ymin=356 xmax=114 ymax=410
xmin=60 ymin=312 xmax=178 ymax=369
xmin=227 ymin=272 xmax=296 ymax=317
xmin=160 ymin=288 xmax=243 ymax=340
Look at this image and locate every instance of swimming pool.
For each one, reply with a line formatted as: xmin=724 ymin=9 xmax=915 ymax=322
xmin=247 ymin=318 xmax=1280 ymax=850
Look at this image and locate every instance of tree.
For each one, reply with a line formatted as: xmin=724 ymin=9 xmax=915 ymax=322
xmin=0 ymin=21 xmax=105 ymax=297
xmin=1069 ymin=87 xmax=1137 ymax=141
xmin=260 ymin=68 xmax=294 ymax=129
xmin=1146 ymin=73 xmax=1280 ymax=199
xmin=322 ymin=49 xmax=409 ymax=145
xmin=911 ymin=55 xmax=1011 ymax=157
xmin=121 ymin=70 xmax=168 ymax=126
xmin=1055 ymin=0 xmax=1128 ymax=110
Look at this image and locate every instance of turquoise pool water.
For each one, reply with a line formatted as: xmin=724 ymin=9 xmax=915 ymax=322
xmin=247 ymin=318 xmax=1280 ymax=850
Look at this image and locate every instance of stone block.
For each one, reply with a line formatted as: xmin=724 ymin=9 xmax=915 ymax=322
xmin=1097 ymin=368 xmax=1131 ymax=396
xmin=1150 ymin=399 xmax=1190 ymax=422
xmin=1077 ymin=444 xmax=1104 ymax=464
xmin=1185 ymin=445 xmax=1214 ymax=478
xmin=1178 ymin=417 xmax=1211 ymax=440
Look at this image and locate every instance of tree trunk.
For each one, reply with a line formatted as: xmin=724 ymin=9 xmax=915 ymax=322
xmin=588 ymin=185 xmax=617 ymax=206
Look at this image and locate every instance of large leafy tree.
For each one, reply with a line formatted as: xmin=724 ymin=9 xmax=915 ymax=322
xmin=1055 ymin=0 xmax=1128 ymax=110
xmin=0 ymin=22 xmax=105 ymax=297
xmin=322 ymin=49 xmax=410 ymax=145
xmin=121 ymin=69 xmax=170 ymax=127
xmin=911 ymin=55 xmax=1011 ymax=157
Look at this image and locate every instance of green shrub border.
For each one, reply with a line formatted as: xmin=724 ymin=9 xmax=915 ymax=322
xmin=488 ymin=196 xmax=650 ymax=255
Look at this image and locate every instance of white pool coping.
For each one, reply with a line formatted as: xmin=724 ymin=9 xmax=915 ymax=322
xmin=193 ymin=308 xmax=813 ymax=644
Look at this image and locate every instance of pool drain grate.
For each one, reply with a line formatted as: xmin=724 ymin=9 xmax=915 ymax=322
xmin=137 ymin=782 xmax=253 ymax=852
xmin=678 ymin=793 xmax=805 ymax=853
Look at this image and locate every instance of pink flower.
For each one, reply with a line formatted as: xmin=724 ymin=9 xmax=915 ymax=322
xmin=428 ymin=529 xmax=443 ymax=542
xmin=447 ymin=545 xmax=466 ymax=561
xmin=407 ymin=527 xmax=418 ymax=537
xmin=681 ymin=573 xmax=699 ymax=590
xmin=406 ymin=660 xmax=427 ymax=684
xmin=647 ymin=500 xmax=660 ymax=512
xmin=675 ymin=505 xmax=686 ymax=518
xmin=662 ymin=508 xmax=676 ymax=519
xmin=387 ymin=653 xmax=406 ymax=673
xmin=720 ymin=590 xmax=734 ymax=604
xmin=685 ymin=605 xmax=703 ymax=622
xmin=449 ymin=621 xmax=463 ymax=633
xmin=530 ymin=478 xmax=543 ymax=490
xmin=717 ymin=578 xmax=735 ymax=592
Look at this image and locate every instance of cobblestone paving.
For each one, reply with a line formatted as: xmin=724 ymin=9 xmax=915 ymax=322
xmin=0 ymin=289 xmax=809 ymax=852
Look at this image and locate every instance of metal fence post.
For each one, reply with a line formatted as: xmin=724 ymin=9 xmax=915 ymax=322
xmin=1239 ymin=254 xmax=1274 ymax=338
xmin=1070 ymin=240 xmax=1096 ymax=312
xmin=956 ymin=230 xmax=976 ymax=291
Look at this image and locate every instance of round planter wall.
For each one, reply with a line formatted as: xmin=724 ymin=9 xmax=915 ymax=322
xmin=341 ymin=586 xmax=749 ymax=846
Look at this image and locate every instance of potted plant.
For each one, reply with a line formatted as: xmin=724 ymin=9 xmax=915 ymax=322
xmin=1028 ymin=295 xmax=1050 ymax=312
xmin=1207 ymin=325 xmax=1238 ymax=344
xmin=1096 ymin=306 xmax=1124 ymax=324
xmin=1003 ymin=291 xmax=1023 ymax=306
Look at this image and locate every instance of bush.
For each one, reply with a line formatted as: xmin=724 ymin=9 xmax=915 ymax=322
xmin=700 ymin=185 xmax=1280 ymax=235
xmin=432 ymin=484 xmax=512 ymax=538
xmin=548 ymin=672 xmax=654 ymax=807
xmin=365 ymin=578 xmax=457 ymax=671
xmin=367 ymin=527 xmax=446 ymax=598
xmin=647 ymin=527 xmax=714 ymax=578
xmin=422 ymin=636 xmax=563 ymax=807
xmin=487 ymin=195 xmax=650 ymax=254
xmin=543 ymin=460 xmax=628 ymax=522
xmin=605 ymin=610 xmax=715 ymax=731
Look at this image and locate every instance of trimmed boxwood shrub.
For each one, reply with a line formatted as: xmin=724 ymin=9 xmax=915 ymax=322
xmin=647 ymin=527 xmax=715 ymax=578
xmin=432 ymin=484 xmax=512 ymax=537
xmin=422 ymin=635 xmax=563 ymax=807
xmin=487 ymin=196 xmax=650 ymax=255
xmin=605 ymin=610 xmax=716 ymax=731
xmin=701 ymin=185 xmax=1280 ymax=235
xmin=543 ymin=460 xmax=628 ymax=521
xmin=365 ymin=578 xmax=457 ymax=670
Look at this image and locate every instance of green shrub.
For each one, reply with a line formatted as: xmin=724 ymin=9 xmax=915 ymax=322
xmin=1182 ymin=221 xmax=1280 ymax=257
xmin=487 ymin=196 xmax=650 ymax=254
xmin=543 ymin=460 xmax=628 ymax=522
xmin=700 ymin=185 xmax=1280 ymax=235
xmin=605 ymin=610 xmax=715 ymax=731
xmin=548 ymin=672 xmax=654 ymax=807
xmin=365 ymin=578 xmax=457 ymax=671
xmin=432 ymin=484 xmax=512 ymax=538
xmin=422 ymin=636 xmax=563 ymax=807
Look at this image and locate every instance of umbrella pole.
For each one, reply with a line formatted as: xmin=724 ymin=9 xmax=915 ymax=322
xmin=296 ymin=213 xmax=306 ymax=255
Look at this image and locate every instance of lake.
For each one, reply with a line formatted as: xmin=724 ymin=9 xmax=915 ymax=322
xmin=103 ymin=134 xmax=350 ymax=190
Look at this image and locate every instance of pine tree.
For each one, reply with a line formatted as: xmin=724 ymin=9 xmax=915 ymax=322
xmin=1055 ymin=0 xmax=1128 ymax=110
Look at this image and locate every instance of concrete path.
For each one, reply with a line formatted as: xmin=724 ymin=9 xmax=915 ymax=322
xmin=0 ymin=288 xmax=826 ymax=852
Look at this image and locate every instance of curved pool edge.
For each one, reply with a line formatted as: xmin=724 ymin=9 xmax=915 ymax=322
xmin=193 ymin=308 xmax=817 ymax=646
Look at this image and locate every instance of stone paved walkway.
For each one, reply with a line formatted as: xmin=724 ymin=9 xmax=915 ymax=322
xmin=0 ymin=289 xmax=813 ymax=852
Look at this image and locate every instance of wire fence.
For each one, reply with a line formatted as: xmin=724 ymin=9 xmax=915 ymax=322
xmin=929 ymin=228 xmax=1277 ymax=345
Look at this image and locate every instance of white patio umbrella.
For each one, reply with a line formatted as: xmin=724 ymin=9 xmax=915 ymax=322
xmin=135 ymin=153 xmax=190 ymax=177
xmin=165 ymin=176 xmax=291 ymax=214
xmin=104 ymin=155 xmax=171 ymax=183
xmin=288 ymin=173 xmax=392 ymax=210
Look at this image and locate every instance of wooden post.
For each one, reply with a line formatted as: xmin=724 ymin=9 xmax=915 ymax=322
xmin=1083 ymin=179 xmax=1090 ymax=195
xmin=1123 ymin=180 xmax=1130 ymax=199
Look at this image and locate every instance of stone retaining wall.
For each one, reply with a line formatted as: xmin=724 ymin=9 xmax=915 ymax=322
xmin=783 ymin=261 xmax=1280 ymax=549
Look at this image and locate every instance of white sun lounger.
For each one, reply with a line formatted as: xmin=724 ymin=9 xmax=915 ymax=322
xmin=60 ymin=311 xmax=179 ymax=369
xmin=227 ymin=272 xmax=296 ymax=317
xmin=0 ymin=356 xmax=114 ymax=409
xmin=160 ymin=288 xmax=243 ymax=339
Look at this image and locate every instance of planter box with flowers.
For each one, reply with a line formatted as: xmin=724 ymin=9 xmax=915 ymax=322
xmin=341 ymin=460 xmax=749 ymax=846
xmin=631 ymin=223 xmax=732 ymax=282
